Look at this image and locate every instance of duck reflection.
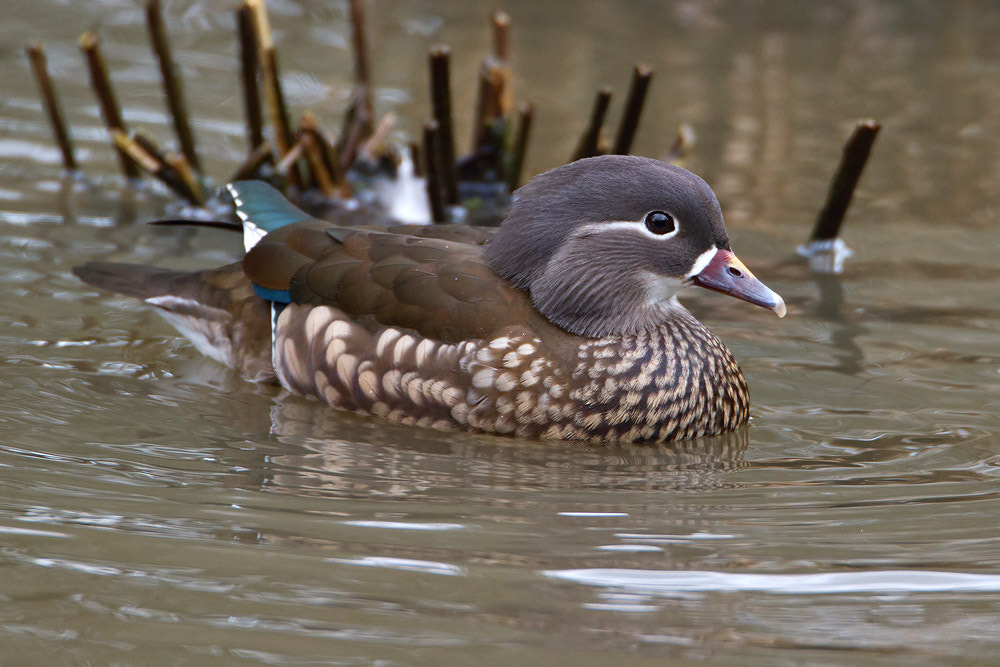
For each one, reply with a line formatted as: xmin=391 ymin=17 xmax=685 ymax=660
xmin=253 ymin=392 xmax=749 ymax=498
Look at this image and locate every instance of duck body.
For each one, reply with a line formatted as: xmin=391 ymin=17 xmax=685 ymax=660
xmin=75 ymin=156 xmax=784 ymax=444
xmin=263 ymin=249 xmax=750 ymax=445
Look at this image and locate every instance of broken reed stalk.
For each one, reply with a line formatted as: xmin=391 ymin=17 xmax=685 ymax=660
xmin=300 ymin=110 xmax=346 ymax=193
xmin=348 ymin=0 xmax=374 ymax=132
xmin=135 ymin=131 xmax=204 ymax=205
xmin=132 ymin=131 xmax=170 ymax=166
xmin=359 ymin=113 xmax=396 ymax=162
xmin=164 ymin=152 xmax=205 ymax=205
xmin=49 ymin=7 xmax=677 ymax=213
xmin=573 ymin=87 xmax=612 ymax=161
xmin=490 ymin=12 xmax=514 ymax=115
xmin=230 ymin=142 xmax=273 ymax=181
xmin=24 ymin=43 xmax=77 ymax=171
xmin=506 ymin=103 xmax=533 ymax=191
xmin=337 ymin=97 xmax=368 ymax=172
xmin=809 ymin=120 xmax=882 ymax=241
xmin=110 ymin=129 xmax=160 ymax=174
xmin=146 ymin=0 xmax=201 ymax=173
xmin=471 ymin=61 xmax=511 ymax=154
xmin=301 ymin=130 xmax=336 ymax=197
xmin=256 ymin=1 xmax=304 ymax=188
xmin=428 ymin=46 xmax=459 ymax=205
xmin=664 ymin=123 xmax=696 ymax=163
xmin=236 ymin=4 xmax=264 ymax=152
xmin=408 ymin=141 xmax=422 ymax=177
xmin=110 ymin=129 xmax=202 ymax=205
xmin=246 ymin=1 xmax=295 ymax=158
xmin=612 ymin=65 xmax=653 ymax=155
xmin=275 ymin=136 xmax=305 ymax=174
xmin=492 ymin=11 xmax=510 ymax=60
xmin=422 ymin=120 xmax=446 ymax=222
xmin=472 ymin=13 xmax=512 ymax=154
xmin=80 ymin=31 xmax=140 ymax=179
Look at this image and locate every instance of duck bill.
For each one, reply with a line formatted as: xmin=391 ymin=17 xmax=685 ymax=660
xmin=689 ymin=249 xmax=786 ymax=317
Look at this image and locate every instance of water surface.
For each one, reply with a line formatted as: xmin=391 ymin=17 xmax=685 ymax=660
xmin=2 ymin=1 xmax=1000 ymax=663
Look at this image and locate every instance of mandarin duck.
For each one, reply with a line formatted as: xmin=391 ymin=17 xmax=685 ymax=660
xmin=74 ymin=155 xmax=785 ymax=444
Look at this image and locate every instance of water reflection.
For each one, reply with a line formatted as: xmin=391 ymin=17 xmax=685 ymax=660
xmin=261 ymin=395 xmax=750 ymax=497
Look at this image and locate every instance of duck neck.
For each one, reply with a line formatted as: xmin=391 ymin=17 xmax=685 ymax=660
xmin=526 ymin=242 xmax=688 ymax=338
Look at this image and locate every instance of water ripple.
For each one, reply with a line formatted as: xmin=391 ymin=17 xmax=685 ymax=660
xmin=543 ymin=568 xmax=1000 ymax=594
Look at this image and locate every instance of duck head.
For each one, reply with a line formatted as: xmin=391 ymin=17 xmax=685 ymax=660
xmin=484 ymin=155 xmax=785 ymax=337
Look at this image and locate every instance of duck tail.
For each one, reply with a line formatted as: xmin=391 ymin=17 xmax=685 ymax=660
xmin=73 ymin=261 xmax=275 ymax=383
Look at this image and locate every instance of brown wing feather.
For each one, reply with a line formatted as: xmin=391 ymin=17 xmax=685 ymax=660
xmin=382 ymin=224 xmax=497 ymax=245
xmin=243 ymin=222 xmax=541 ymax=344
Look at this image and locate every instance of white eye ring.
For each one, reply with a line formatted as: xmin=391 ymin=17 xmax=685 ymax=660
xmin=572 ymin=217 xmax=681 ymax=240
xmin=644 ymin=211 xmax=676 ymax=235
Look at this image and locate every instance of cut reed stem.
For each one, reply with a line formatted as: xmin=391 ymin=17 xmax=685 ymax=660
xmin=146 ymin=0 xmax=200 ymax=172
xmin=301 ymin=130 xmax=336 ymax=197
xmin=471 ymin=60 xmax=508 ymax=153
xmin=164 ymin=152 xmax=206 ymax=206
xmin=664 ymin=123 xmax=696 ymax=163
xmin=359 ymin=113 xmax=396 ymax=162
xmin=492 ymin=11 xmax=510 ymax=61
xmin=80 ymin=31 xmax=140 ymax=179
xmin=246 ymin=1 xmax=294 ymax=153
xmin=422 ymin=120 xmax=446 ymax=222
xmin=24 ymin=43 xmax=77 ymax=171
xmin=573 ymin=87 xmax=612 ymax=161
xmin=275 ymin=136 xmax=305 ymax=174
xmin=612 ymin=65 xmax=653 ymax=155
xmin=348 ymin=0 xmax=374 ymax=132
xmin=428 ymin=45 xmax=458 ymax=204
xmin=506 ymin=103 xmax=533 ymax=191
xmin=809 ymin=120 xmax=882 ymax=241
xmin=236 ymin=4 xmax=264 ymax=152
xmin=110 ymin=129 xmax=203 ymax=205
xmin=230 ymin=142 xmax=273 ymax=181
xmin=300 ymin=110 xmax=346 ymax=192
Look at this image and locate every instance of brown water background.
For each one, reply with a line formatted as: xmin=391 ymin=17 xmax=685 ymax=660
xmin=2 ymin=0 xmax=1000 ymax=663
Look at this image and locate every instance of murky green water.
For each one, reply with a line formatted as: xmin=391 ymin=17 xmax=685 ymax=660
xmin=3 ymin=0 xmax=1000 ymax=663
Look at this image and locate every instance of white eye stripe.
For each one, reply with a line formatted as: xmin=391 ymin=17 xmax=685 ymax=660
xmin=575 ymin=219 xmax=681 ymax=241
xmin=685 ymin=246 xmax=718 ymax=278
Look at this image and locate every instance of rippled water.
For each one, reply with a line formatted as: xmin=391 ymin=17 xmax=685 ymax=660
xmin=3 ymin=0 xmax=1000 ymax=663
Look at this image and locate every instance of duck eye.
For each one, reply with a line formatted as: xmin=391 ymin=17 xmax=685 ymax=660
xmin=644 ymin=211 xmax=675 ymax=235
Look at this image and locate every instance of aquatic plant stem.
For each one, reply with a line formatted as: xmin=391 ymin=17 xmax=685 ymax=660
xmin=809 ymin=120 xmax=882 ymax=241
xmin=146 ymin=0 xmax=201 ymax=173
xmin=573 ymin=87 xmax=612 ymax=161
xmin=24 ymin=43 xmax=77 ymax=171
xmin=349 ymin=0 xmax=374 ymax=133
xmin=422 ymin=120 xmax=446 ymax=222
xmin=246 ymin=0 xmax=299 ymax=187
xmin=80 ymin=31 xmax=140 ymax=179
xmin=429 ymin=46 xmax=459 ymax=205
xmin=613 ymin=65 xmax=653 ymax=155
xmin=236 ymin=4 xmax=264 ymax=152
xmin=506 ymin=103 xmax=533 ymax=190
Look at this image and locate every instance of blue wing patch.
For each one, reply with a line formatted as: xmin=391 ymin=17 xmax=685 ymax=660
xmin=252 ymin=284 xmax=292 ymax=304
xmin=227 ymin=180 xmax=312 ymax=233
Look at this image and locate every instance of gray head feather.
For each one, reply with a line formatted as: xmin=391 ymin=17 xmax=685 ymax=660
xmin=484 ymin=155 xmax=730 ymax=337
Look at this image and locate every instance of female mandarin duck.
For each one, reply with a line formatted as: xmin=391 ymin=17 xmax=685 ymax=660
xmin=75 ymin=155 xmax=785 ymax=444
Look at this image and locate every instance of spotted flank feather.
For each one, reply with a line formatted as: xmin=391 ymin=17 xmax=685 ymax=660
xmin=273 ymin=303 xmax=748 ymax=444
